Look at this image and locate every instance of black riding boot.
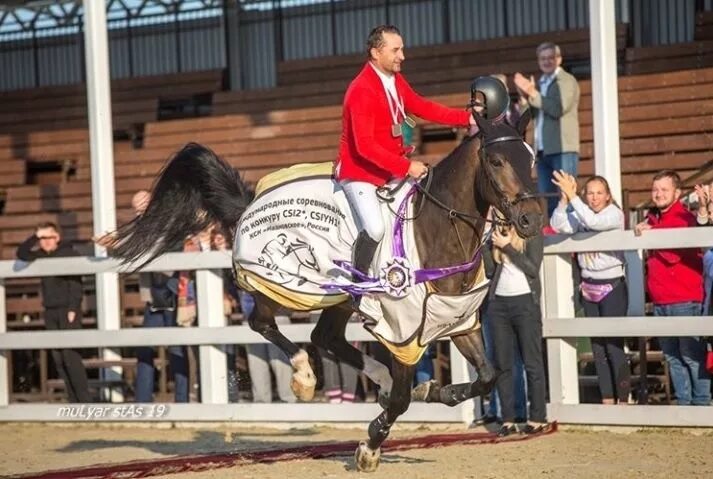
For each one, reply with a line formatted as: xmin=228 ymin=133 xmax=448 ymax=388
xmin=352 ymin=231 xmax=379 ymax=280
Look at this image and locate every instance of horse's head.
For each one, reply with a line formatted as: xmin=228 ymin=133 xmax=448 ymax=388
xmin=473 ymin=110 xmax=543 ymax=238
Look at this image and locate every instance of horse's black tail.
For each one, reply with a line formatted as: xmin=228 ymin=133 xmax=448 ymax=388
xmin=111 ymin=142 xmax=251 ymax=267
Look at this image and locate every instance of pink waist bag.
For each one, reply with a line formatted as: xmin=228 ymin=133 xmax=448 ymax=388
xmin=580 ymin=281 xmax=615 ymax=303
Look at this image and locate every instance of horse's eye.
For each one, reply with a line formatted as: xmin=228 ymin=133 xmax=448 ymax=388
xmin=490 ymin=157 xmax=504 ymax=167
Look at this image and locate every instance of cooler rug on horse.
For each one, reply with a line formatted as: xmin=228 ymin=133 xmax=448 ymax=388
xmin=8 ymin=423 xmax=557 ymax=479
xmin=234 ymin=162 xmax=490 ymax=365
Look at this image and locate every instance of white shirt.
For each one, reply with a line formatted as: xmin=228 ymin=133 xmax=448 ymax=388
xmin=370 ymin=62 xmax=397 ymax=98
xmin=535 ymin=67 xmax=560 ymax=152
xmin=494 ymin=260 xmax=532 ymax=296
xmin=370 ymin=62 xmax=403 ymax=125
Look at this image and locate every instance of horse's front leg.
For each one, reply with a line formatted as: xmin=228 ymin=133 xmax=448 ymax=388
xmin=412 ymin=329 xmax=497 ymax=406
xmin=248 ymin=293 xmax=316 ymax=401
xmin=311 ymin=305 xmax=393 ymax=406
xmin=355 ymin=360 xmax=415 ymax=472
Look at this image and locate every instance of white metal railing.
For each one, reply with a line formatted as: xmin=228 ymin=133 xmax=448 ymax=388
xmin=542 ymin=226 xmax=713 ymax=426
xmin=0 ymin=250 xmax=474 ymax=423
xmin=1 ymin=228 xmax=712 ymax=425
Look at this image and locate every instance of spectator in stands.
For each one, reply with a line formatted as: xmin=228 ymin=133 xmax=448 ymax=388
xmin=482 ymin=222 xmax=548 ymax=436
xmin=550 ymin=172 xmax=631 ymax=405
xmin=17 ymin=222 xmax=90 ymax=403
xmin=336 ymin=24 xmax=476 ymax=279
xmin=635 ymin=170 xmax=711 ymax=406
xmin=694 ymin=181 xmax=713 ymax=225
xmin=514 ymin=42 xmax=581 ymax=217
xmin=131 ymin=190 xmax=189 ymax=403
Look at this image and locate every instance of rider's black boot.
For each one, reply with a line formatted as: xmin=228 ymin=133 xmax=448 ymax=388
xmin=352 ymin=231 xmax=379 ymax=280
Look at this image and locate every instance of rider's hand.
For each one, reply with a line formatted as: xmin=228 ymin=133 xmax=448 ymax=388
xmin=407 ymin=160 xmax=429 ymax=179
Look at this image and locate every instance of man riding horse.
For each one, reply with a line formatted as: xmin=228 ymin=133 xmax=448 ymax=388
xmin=104 ymin=25 xmax=541 ymax=474
xmin=338 ymin=24 xmax=511 ymax=280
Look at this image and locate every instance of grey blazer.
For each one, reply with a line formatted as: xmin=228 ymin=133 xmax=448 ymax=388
xmin=528 ymin=68 xmax=580 ymax=156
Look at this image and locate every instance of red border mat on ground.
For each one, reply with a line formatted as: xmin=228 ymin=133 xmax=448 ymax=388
xmin=10 ymin=423 xmax=557 ymax=479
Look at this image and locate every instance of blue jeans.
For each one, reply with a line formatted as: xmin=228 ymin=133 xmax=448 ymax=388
xmin=654 ymin=302 xmax=711 ymax=406
xmin=414 ymin=344 xmax=435 ymax=385
xmin=482 ymin=311 xmax=528 ymax=420
xmin=135 ymin=309 xmax=189 ymax=403
xmin=536 ymin=152 xmax=579 ymax=217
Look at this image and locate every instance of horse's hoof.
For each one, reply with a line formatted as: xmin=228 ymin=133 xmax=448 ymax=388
xmin=290 ymin=350 xmax=316 ymax=402
xmin=354 ymin=441 xmax=381 ymax=472
xmin=411 ymin=379 xmax=438 ymax=402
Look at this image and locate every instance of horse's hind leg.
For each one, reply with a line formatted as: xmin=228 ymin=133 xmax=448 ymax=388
xmin=412 ymin=329 xmax=497 ymax=406
xmin=311 ymin=305 xmax=393 ymax=404
xmin=248 ymin=293 xmax=316 ymax=401
xmin=355 ymin=360 xmax=415 ymax=472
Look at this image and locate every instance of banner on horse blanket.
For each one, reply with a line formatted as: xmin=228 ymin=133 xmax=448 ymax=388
xmin=234 ymin=163 xmax=489 ymax=360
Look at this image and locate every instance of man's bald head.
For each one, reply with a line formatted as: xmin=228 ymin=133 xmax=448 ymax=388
xmin=132 ymin=190 xmax=150 ymax=216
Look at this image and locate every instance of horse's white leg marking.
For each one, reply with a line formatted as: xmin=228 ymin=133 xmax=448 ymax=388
xmin=289 ymin=349 xmax=316 ymax=401
xmin=362 ymin=354 xmax=392 ymax=394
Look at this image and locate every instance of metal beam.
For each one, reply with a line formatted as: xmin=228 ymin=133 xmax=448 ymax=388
xmin=589 ymin=0 xmax=622 ymax=204
xmin=84 ymin=0 xmax=122 ymax=401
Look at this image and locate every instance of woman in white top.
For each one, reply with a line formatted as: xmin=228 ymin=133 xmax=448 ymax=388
xmin=550 ymin=171 xmax=631 ymax=405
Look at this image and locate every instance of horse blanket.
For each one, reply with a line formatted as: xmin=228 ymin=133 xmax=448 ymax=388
xmin=234 ymin=162 xmax=490 ymax=364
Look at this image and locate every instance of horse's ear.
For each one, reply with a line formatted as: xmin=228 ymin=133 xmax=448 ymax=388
xmin=516 ymin=108 xmax=532 ymax=138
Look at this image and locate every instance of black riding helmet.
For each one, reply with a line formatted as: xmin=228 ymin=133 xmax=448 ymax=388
xmin=467 ymin=76 xmax=510 ymax=121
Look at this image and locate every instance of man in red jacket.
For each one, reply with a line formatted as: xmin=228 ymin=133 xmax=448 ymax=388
xmin=635 ymin=170 xmax=711 ymax=405
xmin=337 ymin=24 xmax=479 ymax=277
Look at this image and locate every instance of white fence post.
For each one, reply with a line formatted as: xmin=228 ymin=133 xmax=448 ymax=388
xmin=0 ymin=279 xmax=7 ymax=406
xmin=196 ymin=269 xmax=228 ymax=404
xmin=542 ymin=254 xmax=579 ymax=406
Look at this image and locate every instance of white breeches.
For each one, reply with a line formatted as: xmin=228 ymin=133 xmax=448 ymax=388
xmin=341 ymin=180 xmax=385 ymax=242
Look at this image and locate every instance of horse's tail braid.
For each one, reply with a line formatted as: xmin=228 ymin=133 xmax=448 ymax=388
xmin=110 ymin=142 xmax=250 ymax=268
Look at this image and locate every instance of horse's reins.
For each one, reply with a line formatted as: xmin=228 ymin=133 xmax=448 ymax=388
xmin=378 ymin=134 xmax=534 ymax=228
xmin=375 ymin=133 xmax=539 ymax=283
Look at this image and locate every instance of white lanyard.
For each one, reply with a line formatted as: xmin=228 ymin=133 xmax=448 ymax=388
xmin=382 ymin=82 xmax=405 ymax=126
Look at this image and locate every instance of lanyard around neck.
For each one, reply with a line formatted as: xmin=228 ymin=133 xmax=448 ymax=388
xmin=381 ymin=80 xmax=405 ymax=126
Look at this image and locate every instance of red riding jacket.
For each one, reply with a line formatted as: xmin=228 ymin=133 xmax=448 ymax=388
xmin=645 ymin=201 xmax=704 ymax=305
xmin=336 ymin=63 xmax=471 ymax=186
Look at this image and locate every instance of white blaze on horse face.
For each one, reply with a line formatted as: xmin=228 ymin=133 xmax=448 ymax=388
xmin=522 ymin=141 xmax=536 ymax=169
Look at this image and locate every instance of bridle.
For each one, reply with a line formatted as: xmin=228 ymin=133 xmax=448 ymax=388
xmin=477 ymin=134 xmax=545 ymax=220
xmin=377 ymin=133 xmax=543 ymax=229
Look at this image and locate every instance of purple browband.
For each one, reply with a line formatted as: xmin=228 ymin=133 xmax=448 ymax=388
xmin=324 ymin=184 xmax=485 ymax=296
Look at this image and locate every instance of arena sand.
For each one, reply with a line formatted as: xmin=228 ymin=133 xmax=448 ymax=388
xmin=0 ymin=423 xmax=710 ymax=478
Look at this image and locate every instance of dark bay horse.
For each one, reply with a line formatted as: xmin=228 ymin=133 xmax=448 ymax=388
xmin=108 ymin=111 xmax=542 ymax=472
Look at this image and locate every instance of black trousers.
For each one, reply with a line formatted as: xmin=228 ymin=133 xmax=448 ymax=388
xmin=582 ymin=278 xmax=631 ymax=402
xmin=45 ymin=307 xmax=91 ymax=403
xmin=488 ymin=293 xmax=547 ymax=423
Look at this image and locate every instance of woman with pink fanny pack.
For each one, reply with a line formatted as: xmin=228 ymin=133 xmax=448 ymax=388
xmin=550 ymin=172 xmax=631 ymax=405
